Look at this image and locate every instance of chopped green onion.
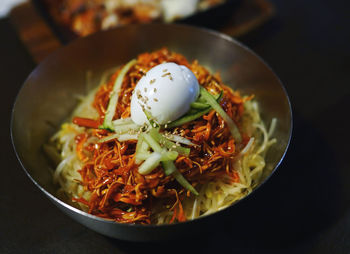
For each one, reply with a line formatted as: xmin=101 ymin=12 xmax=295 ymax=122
xmin=149 ymin=128 xmax=190 ymax=156
xmin=138 ymin=152 xmax=162 ymax=175
xmin=100 ymin=59 xmax=137 ymax=131
xmin=199 ymin=86 xmax=242 ymax=143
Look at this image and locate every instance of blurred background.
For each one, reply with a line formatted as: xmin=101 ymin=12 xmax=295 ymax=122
xmin=1 ymin=0 xmax=350 ymax=253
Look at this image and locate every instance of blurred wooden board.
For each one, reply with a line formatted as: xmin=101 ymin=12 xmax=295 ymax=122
xmin=10 ymin=1 xmax=61 ymax=63
xmin=10 ymin=0 xmax=274 ymax=64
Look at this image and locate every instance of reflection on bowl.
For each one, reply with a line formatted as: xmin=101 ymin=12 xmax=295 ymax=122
xmin=11 ymin=24 xmax=292 ymax=241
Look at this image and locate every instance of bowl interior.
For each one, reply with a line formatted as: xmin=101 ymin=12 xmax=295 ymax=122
xmin=11 ymin=24 xmax=292 ymax=237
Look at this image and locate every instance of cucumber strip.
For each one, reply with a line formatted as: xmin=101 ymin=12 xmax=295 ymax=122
xmin=98 ymin=133 xmax=120 ymax=143
xmin=149 ymin=128 xmax=190 ymax=156
xmin=98 ymin=133 xmax=138 ymax=143
xmin=190 ymin=90 xmax=223 ymax=109
xmin=100 ymin=59 xmax=136 ymax=131
xmin=112 ymin=117 xmax=133 ymax=126
xmin=173 ymin=170 xmax=199 ymax=195
xmin=135 ymin=134 xmax=144 ymax=154
xmin=199 ymin=86 xmax=242 ymax=143
xmin=161 ymin=160 xmax=176 ymax=176
xmin=135 ymin=135 xmax=149 ymax=164
xmin=143 ymin=133 xmax=163 ymax=153
xmin=166 ymin=107 xmax=211 ymax=128
xmin=160 ymin=150 xmax=178 ymax=161
xmin=143 ymin=109 xmax=159 ymax=128
xmin=164 ymin=134 xmax=196 ymax=146
xmin=166 ymin=90 xmax=223 ymax=129
xmin=137 ymin=149 xmax=178 ymax=162
xmin=142 ymin=129 xmax=197 ymax=195
xmin=135 ymin=152 xmax=152 ymax=161
xmin=190 ymin=101 xmax=210 ymax=110
xmin=113 ymin=123 xmax=141 ymax=134
xmin=138 ymin=152 xmax=162 ymax=175
xmin=161 ymin=161 xmax=198 ymax=195
xmin=117 ymin=134 xmax=138 ymax=142
xmin=215 ymin=90 xmax=224 ymax=100
xmin=140 ymin=138 xmax=150 ymax=152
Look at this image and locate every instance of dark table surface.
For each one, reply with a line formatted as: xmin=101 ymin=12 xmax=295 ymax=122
xmin=2 ymin=0 xmax=350 ymax=253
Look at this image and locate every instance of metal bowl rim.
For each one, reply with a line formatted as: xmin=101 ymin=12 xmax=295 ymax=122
xmin=10 ymin=23 xmax=293 ymax=229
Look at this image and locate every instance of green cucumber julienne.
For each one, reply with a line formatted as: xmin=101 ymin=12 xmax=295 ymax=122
xmin=149 ymin=128 xmax=190 ymax=156
xmin=100 ymin=59 xmax=137 ymax=131
xmin=142 ymin=129 xmax=198 ymax=195
xmin=166 ymin=90 xmax=223 ymax=129
xmin=199 ymin=86 xmax=242 ymax=143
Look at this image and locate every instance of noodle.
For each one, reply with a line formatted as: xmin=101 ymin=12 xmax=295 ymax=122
xmin=48 ymin=48 xmax=276 ymax=224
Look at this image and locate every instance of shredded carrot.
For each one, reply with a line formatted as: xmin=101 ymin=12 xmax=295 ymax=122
xmin=73 ymin=116 xmax=100 ymax=129
xmin=71 ymin=48 xmax=248 ymax=224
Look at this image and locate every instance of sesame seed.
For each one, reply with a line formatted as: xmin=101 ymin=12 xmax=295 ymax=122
xmin=161 ymin=72 xmax=171 ymax=77
xmin=144 ymin=87 xmax=147 ymax=92
xmin=154 ymin=88 xmax=157 ymax=93
xmin=164 ymin=124 xmax=167 ymax=128
xmin=150 ymin=79 xmax=156 ymax=84
xmin=163 ymin=69 xmax=168 ymax=72
xmin=153 ymin=98 xmax=158 ymax=102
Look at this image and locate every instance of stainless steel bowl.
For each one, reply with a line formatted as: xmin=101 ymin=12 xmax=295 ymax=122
xmin=11 ymin=24 xmax=292 ymax=242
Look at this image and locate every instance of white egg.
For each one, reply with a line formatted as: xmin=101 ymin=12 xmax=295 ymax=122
xmin=130 ymin=62 xmax=199 ymax=125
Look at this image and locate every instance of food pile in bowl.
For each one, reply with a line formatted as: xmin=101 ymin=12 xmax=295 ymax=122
xmin=46 ymin=47 xmax=277 ymax=225
xmin=43 ymin=0 xmax=228 ymax=36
